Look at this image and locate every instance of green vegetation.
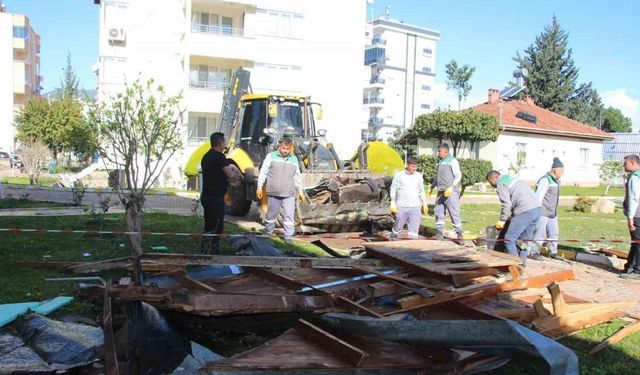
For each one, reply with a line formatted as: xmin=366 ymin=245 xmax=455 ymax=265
xmin=1 ymin=176 xmax=59 ymax=186
xmin=418 ymin=156 xmax=493 ymax=195
xmin=461 ymin=184 xmax=625 ymax=197
xmin=0 ymin=198 xmax=72 ymax=209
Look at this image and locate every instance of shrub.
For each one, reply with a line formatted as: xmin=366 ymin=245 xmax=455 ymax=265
xmin=418 ymin=156 xmax=492 ymax=195
xmin=573 ymin=194 xmax=596 ymax=212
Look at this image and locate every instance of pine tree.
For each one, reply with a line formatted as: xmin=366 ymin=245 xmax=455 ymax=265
xmin=514 ymin=16 xmax=579 ymax=115
xmin=566 ymin=83 xmax=604 ymax=127
xmin=60 ymin=53 xmax=79 ymax=99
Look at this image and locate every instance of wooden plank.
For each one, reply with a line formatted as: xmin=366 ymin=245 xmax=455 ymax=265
xmin=142 ymin=253 xmax=383 ymax=269
xmin=532 ymin=302 xmax=634 ymax=333
xmin=245 ymin=267 xmax=309 ymax=291
xmin=66 ymin=257 xmax=133 ymax=273
xmin=547 ymin=282 xmax=568 ymax=316
xmin=367 ymin=281 xmax=405 ymax=297
xmin=352 ymin=266 xmax=432 ymax=288
xmin=589 ymin=320 xmax=640 ymax=355
xmin=167 ymin=270 xmax=217 ymax=292
xmin=508 ymin=265 xmax=522 ymax=281
xmin=297 ymin=319 xmax=369 ymax=367
xmin=333 ymin=296 xmax=383 ymax=318
xmin=14 ymin=260 xmax=85 ymax=269
xmin=596 ymin=248 xmax=628 ymax=259
xmin=545 ymin=310 xmax=628 ymax=339
xmin=533 ymin=299 xmax=548 ymax=318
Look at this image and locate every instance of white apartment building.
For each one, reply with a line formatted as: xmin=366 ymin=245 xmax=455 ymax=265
xmin=0 ymin=5 xmax=41 ymax=153
xmin=363 ymin=17 xmax=440 ymax=142
xmin=94 ymin=0 xmax=366 ymax=187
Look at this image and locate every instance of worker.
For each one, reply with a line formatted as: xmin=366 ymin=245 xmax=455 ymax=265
xmin=256 ymin=137 xmax=304 ymax=244
xmin=622 ymin=154 xmax=640 ymax=279
xmin=486 ymin=170 xmax=541 ymax=263
xmin=200 ymin=132 xmax=240 ymax=254
xmin=429 ymin=143 xmax=464 ymax=241
xmin=389 ymin=157 xmax=428 ymax=240
xmin=534 ymin=157 xmax=564 ymax=259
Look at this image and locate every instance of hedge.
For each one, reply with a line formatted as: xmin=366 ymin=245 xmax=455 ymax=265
xmin=418 ymin=155 xmax=493 ymax=195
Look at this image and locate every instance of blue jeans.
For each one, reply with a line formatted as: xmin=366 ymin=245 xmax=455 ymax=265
xmin=505 ymin=207 xmax=541 ymax=262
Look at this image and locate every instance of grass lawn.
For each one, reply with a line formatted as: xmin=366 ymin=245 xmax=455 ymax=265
xmin=462 ymin=184 xmax=625 ymax=197
xmin=1 ymin=176 xmax=59 ymax=186
xmin=0 ymin=198 xmax=73 ymax=209
xmin=0 ymin=202 xmax=638 ymax=373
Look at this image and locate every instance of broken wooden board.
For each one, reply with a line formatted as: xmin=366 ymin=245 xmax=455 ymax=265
xmin=363 ymin=240 xmax=520 ymax=287
xmin=589 ymin=320 xmax=640 ymax=355
xmin=532 ymin=301 xmax=634 ymax=333
xmin=297 ymin=319 xmax=369 ymax=366
xmin=142 ymin=253 xmax=384 ymax=269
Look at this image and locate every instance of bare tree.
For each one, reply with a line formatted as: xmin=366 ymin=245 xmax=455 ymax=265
xmin=18 ymin=139 xmax=51 ymax=185
xmin=88 ymin=79 xmax=184 ymax=284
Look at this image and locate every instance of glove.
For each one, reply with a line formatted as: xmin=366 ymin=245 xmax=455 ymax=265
xmin=421 ymin=204 xmax=429 ymax=215
xmin=256 ymin=189 xmax=263 ymax=200
xmin=444 ymin=186 xmax=453 ymax=198
xmin=427 ymin=189 xmax=433 ymax=198
xmin=495 ymin=220 xmax=506 ymax=230
xmin=390 ymin=202 xmax=398 ymax=214
xmin=298 ymin=190 xmax=306 ymax=202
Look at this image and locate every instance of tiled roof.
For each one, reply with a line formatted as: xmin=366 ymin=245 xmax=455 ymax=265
xmin=474 ymin=99 xmax=613 ymax=140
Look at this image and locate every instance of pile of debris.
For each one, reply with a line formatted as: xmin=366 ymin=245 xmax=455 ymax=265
xmin=10 ymin=238 xmax=637 ymax=374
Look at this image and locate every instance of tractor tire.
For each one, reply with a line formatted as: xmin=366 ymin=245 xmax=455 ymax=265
xmin=224 ymin=165 xmax=252 ymax=216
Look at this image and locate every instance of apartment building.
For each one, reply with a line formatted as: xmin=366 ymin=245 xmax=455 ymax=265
xmin=363 ymin=17 xmax=440 ymax=141
xmin=0 ymin=4 xmax=41 ymax=153
xmin=94 ymin=0 xmax=366 ymax=187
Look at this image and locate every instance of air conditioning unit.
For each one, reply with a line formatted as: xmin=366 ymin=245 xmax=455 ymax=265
xmin=108 ymin=27 xmax=126 ymax=42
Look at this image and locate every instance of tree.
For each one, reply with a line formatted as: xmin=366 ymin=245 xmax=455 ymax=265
xmin=15 ymin=97 xmax=96 ymax=159
xmin=411 ymin=109 xmax=500 ymax=157
xmin=514 ymin=16 xmax=578 ymax=114
xmin=598 ymin=160 xmax=624 ymax=195
xmin=88 ymin=78 xmax=184 ymax=284
xmin=17 ymin=139 xmax=50 ymax=185
xmin=445 ymin=59 xmax=475 ymax=110
xmin=60 ymin=53 xmax=79 ymax=100
xmin=514 ymin=16 xmax=603 ymax=127
xmin=602 ymin=107 xmax=632 ymax=133
xmin=418 ymin=155 xmax=492 ymax=196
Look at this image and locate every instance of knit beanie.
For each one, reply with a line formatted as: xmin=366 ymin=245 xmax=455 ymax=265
xmin=552 ymin=157 xmax=564 ymax=168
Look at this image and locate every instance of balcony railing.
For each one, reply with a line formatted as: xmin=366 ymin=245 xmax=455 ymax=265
xmin=372 ymin=37 xmax=386 ymax=46
xmin=369 ymin=117 xmax=384 ymax=124
xmin=363 ymin=97 xmax=384 ymax=104
xmin=191 ymin=23 xmax=245 ymax=37
xmin=189 ymin=80 xmax=228 ymax=90
xmin=369 ymin=77 xmax=385 ymax=84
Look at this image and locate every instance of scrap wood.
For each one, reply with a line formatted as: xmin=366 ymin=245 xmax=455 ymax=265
xmin=548 ymin=282 xmax=568 ymax=316
xmin=310 ymin=239 xmax=349 ymax=258
xmin=142 ymin=253 xmax=384 ymax=269
xmin=67 ymin=256 xmax=133 ymax=273
xmin=596 ymin=248 xmax=628 ymax=259
xmin=297 ymin=319 xmax=369 ymax=367
xmin=333 ymin=295 xmax=383 ymax=318
xmin=159 ymin=269 xmax=217 ymax=292
xmin=14 ymin=260 xmax=85 ymax=269
xmin=532 ymin=301 xmax=634 ymax=333
xmin=102 ymin=281 xmax=119 ymax=375
xmin=589 ymin=320 xmax=640 ymax=355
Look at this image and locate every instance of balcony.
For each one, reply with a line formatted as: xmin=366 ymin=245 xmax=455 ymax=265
xmin=372 ymin=36 xmax=386 ymax=46
xmin=369 ymin=117 xmax=384 ymax=125
xmin=367 ymin=76 xmax=385 ymax=89
xmin=187 ymin=25 xmax=254 ymax=61
xmin=363 ymin=97 xmax=384 ymax=107
xmin=189 ymin=79 xmax=228 ymax=91
xmin=186 ymin=86 xmax=224 ymax=114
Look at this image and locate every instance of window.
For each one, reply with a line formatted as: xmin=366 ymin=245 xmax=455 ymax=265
xmin=580 ymin=148 xmax=589 ymax=168
xmin=12 ymin=26 xmax=27 ymax=39
xmin=515 ymin=143 xmax=527 ymax=168
xmin=422 ymin=67 xmax=432 ymax=73
xmin=421 ymin=85 xmax=431 ymax=91
xmin=192 ymin=12 xmax=234 ymax=34
xmin=420 ymin=104 xmax=430 ymax=110
xmin=189 ymin=65 xmax=231 ymax=89
xmin=258 ymin=9 xmax=303 ymax=38
xmin=422 ymin=48 xmax=432 ymax=55
xmin=188 ymin=115 xmax=217 ymax=142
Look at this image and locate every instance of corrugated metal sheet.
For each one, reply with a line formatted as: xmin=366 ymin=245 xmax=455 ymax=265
xmin=602 ymin=133 xmax=640 ymax=160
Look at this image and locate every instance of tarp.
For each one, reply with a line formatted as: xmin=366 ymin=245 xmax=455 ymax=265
xmin=0 ymin=296 xmax=73 ymax=328
xmin=319 ymin=313 xmax=579 ymax=375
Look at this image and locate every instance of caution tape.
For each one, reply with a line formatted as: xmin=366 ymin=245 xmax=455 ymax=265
xmin=0 ymin=227 xmax=636 ymax=244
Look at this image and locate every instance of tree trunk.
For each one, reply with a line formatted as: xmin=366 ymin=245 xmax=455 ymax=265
xmin=125 ymin=197 xmax=144 ymax=285
xmin=604 ymin=184 xmax=610 ymax=196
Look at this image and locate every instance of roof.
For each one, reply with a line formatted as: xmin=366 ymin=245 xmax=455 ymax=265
xmin=371 ymin=18 xmax=441 ymax=39
xmin=602 ymin=132 xmax=640 ymax=161
xmin=474 ymin=99 xmax=613 ymax=141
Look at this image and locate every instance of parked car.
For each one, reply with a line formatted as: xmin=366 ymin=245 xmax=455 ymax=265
xmin=0 ymin=151 xmax=9 ymax=159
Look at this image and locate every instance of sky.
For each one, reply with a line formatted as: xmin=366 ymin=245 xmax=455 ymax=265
xmin=6 ymin=0 xmax=640 ymax=128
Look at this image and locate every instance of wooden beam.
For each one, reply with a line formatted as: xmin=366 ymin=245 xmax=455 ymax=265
xmin=14 ymin=260 xmax=85 ymax=269
xmin=352 ymin=266 xmax=432 ymax=288
xmin=547 ymin=282 xmax=568 ymax=316
xmin=67 ymin=257 xmax=132 ymax=273
xmin=333 ymin=295 xmax=383 ymax=318
xmin=297 ymin=319 xmax=369 ymax=367
xmin=166 ymin=269 xmax=217 ymax=292
xmin=142 ymin=253 xmax=383 ymax=269
xmin=245 ymin=267 xmax=310 ymax=291
xmin=533 ymin=299 xmax=548 ymax=319
xmin=589 ymin=320 xmax=640 ymax=355
xmin=532 ymin=301 xmax=634 ymax=333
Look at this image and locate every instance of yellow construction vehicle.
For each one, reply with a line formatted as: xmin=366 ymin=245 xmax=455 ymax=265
xmin=191 ymin=69 xmax=403 ymax=233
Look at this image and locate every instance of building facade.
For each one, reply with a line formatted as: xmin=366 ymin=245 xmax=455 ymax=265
xmin=0 ymin=5 xmax=41 ymax=153
xmin=94 ymin=0 xmax=366 ymax=187
xmin=363 ymin=17 xmax=439 ymax=142
xmin=417 ymin=90 xmax=613 ymax=186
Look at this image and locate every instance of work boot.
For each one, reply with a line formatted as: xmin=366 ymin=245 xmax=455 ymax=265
xmin=433 ymin=231 xmax=445 ymax=241
xmin=620 ymin=272 xmax=640 ymax=280
xmin=529 ymin=253 xmax=544 ymax=261
xmin=548 ymin=253 xmax=561 ymax=260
